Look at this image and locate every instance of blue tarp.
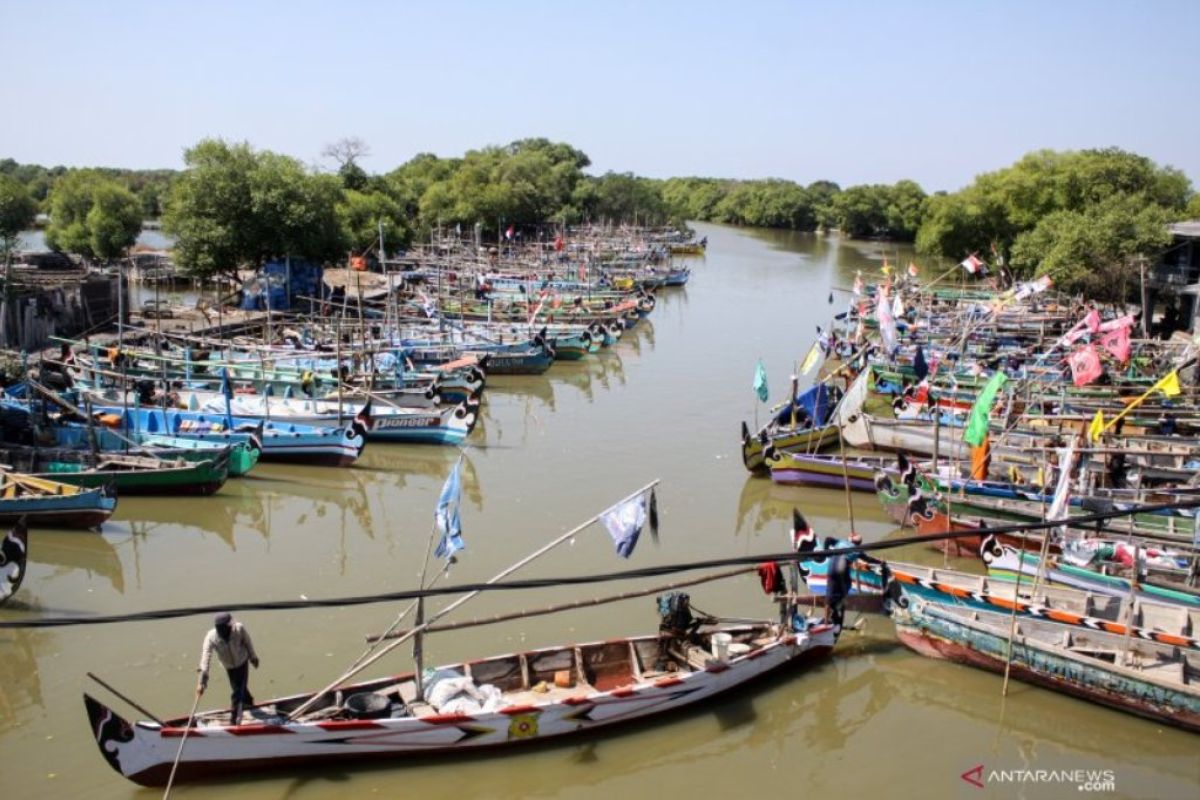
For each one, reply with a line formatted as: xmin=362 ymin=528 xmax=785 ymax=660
xmin=772 ymin=384 xmax=833 ymax=427
xmin=241 ymin=259 xmax=325 ymax=311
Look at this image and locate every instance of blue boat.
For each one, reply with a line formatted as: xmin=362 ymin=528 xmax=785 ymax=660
xmin=92 ymin=406 xmax=367 ymax=467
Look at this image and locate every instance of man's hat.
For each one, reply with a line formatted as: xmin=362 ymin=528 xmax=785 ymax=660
xmin=214 ymin=612 xmax=233 ymax=626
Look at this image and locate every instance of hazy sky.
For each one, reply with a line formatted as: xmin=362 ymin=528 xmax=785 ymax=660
xmin=3 ymin=0 xmax=1197 ymax=191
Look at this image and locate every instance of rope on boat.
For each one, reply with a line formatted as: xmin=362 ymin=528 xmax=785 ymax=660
xmin=3 ymin=496 xmax=1199 ymax=631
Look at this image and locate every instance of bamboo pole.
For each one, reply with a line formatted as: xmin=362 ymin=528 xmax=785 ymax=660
xmin=366 ymin=566 xmax=755 ymax=642
xmin=1001 ymin=527 xmax=1028 ymax=696
xmin=161 ymin=689 xmax=202 ymax=800
xmin=86 ymin=672 xmax=164 ymax=724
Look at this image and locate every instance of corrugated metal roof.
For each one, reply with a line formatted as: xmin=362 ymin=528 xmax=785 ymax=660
xmin=1169 ymin=220 xmax=1200 ymax=238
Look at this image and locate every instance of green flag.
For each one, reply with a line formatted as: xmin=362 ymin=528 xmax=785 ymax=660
xmin=753 ymin=359 xmax=769 ymax=403
xmin=963 ymin=370 xmax=1007 ymax=447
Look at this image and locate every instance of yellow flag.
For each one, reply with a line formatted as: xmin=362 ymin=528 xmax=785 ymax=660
xmin=1088 ymin=409 xmax=1105 ymax=442
xmin=800 ymin=343 xmax=821 ymax=375
xmin=1155 ymin=370 xmax=1181 ymax=397
xmin=881 ymin=260 xmax=891 ymax=276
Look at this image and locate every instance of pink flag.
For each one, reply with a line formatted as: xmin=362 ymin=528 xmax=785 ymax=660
xmin=1062 ymin=309 xmax=1103 ymax=346
xmin=1098 ymin=313 xmax=1135 ymax=333
xmin=1099 ymin=326 xmax=1131 ymax=363
xmin=1067 ymin=346 xmax=1103 ymax=387
xmin=505 ymin=225 xmax=515 ymax=240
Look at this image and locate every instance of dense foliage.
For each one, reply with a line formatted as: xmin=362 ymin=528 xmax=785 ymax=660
xmin=0 ymin=175 xmax=37 ymax=261
xmin=5 ymin=142 xmax=1196 ymax=294
xmin=44 ymin=171 xmax=143 ymax=261
xmin=915 ymin=148 xmax=1191 ymax=297
xmin=0 ymin=158 xmax=172 ymax=218
xmin=163 ymin=140 xmax=347 ymax=279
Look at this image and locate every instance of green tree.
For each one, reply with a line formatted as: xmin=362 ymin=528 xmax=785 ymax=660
xmin=338 ymin=189 xmax=412 ymax=251
xmin=1009 ymin=194 xmax=1172 ymax=301
xmin=916 ymin=147 xmax=1191 ymax=292
xmin=1184 ymin=194 xmax=1200 ymax=219
xmin=0 ymin=175 xmax=37 ymax=262
xmin=165 ymin=139 xmax=347 ymax=279
xmin=573 ymin=172 xmax=668 ymax=225
xmin=44 ymin=171 xmax=142 ymax=261
xmin=807 ymin=180 xmax=841 ymax=229
xmin=413 ymin=139 xmax=591 ymax=233
xmin=882 ymin=180 xmax=927 ymax=240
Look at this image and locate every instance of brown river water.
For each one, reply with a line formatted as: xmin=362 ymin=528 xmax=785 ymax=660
xmin=1 ymin=223 xmax=1196 ymax=799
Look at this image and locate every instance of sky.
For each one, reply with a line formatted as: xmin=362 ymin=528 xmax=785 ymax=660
xmin=3 ymin=0 xmax=1198 ymax=192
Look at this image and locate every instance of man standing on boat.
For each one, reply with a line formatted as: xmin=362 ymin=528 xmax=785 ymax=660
xmin=196 ymin=612 xmax=260 ymax=725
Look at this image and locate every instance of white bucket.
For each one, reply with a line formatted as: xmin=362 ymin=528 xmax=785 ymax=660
xmin=711 ymin=632 xmax=733 ymax=661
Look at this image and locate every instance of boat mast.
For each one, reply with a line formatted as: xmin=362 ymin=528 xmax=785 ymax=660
xmin=286 ymin=478 xmax=662 ymax=721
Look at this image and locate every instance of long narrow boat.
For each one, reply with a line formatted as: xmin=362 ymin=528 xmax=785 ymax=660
xmin=52 ymin=426 xmax=260 ymax=477
xmin=84 ymin=618 xmax=837 ymax=786
xmin=0 ymin=471 xmax=116 ymax=528
xmin=95 ymin=406 xmax=368 ymax=467
xmin=884 ymin=560 xmax=1200 ymax=648
xmin=0 ymin=448 xmax=230 ymax=496
xmin=981 ymin=539 xmax=1200 ymax=610
xmin=0 ymin=519 xmax=28 ymax=604
xmin=890 ymin=598 xmax=1200 ymax=731
xmin=766 ymin=450 xmax=896 ymax=491
xmin=178 ymin=390 xmax=482 ymax=446
xmin=741 ymin=384 xmax=840 ymax=472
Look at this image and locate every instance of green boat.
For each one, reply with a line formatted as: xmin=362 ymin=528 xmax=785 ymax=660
xmin=0 ymin=449 xmax=232 ymax=497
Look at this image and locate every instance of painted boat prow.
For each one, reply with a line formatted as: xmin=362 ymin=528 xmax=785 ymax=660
xmin=0 ymin=518 xmax=28 ymax=604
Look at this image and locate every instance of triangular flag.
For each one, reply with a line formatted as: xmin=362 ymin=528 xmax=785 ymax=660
xmin=1088 ymin=409 xmax=1105 ymax=443
xmin=1155 ymin=370 xmax=1181 ymax=398
xmin=800 ymin=343 xmax=821 ymax=376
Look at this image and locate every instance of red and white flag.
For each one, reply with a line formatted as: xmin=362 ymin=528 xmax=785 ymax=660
xmin=505 ymin=225 xmax=515 ymax=241
xmin=907 ymin=262 xmax=919 ymax=278
xmin=1099 ymin=326 xmax=1131 ymax=364
xmin=960 ymin=254 xmax=985 ymax=274
xmin=1067 ymin=346 xmax=1104 ymax=387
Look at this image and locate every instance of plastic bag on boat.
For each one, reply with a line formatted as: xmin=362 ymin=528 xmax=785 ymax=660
xmin=423 ymin=668 xmax=504 ymax=714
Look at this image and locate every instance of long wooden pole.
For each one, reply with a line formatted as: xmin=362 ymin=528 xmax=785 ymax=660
xmin=161 ymin=690 xmax=202 ymax=800
xmin=86 ymin=672 xmax=164 ymax=724
xmin=367 ymin=566 xmax=755 ymax=642
xmin=286 ymin=478 xmax=661 ymax=721
xmin=1000 ymin=528 xmax=1028 ymax=696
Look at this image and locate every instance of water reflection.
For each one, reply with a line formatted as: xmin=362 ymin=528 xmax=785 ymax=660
xmin=0 ymin=629 xmax=45 ymax=718
xmin=29 ymin=531 xmax=125 ymax=594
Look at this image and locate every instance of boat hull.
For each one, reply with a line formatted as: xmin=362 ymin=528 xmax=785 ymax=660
xmin=893 ymin=603 xmax=1200 ymax=732
xmin=84 ymin=626 xmax=835 ymax=786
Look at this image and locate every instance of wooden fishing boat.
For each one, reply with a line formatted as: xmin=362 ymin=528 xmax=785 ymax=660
xmin=890 ymin=598 xmax=1200 ymax=731
xmin=84 ymin=619 xmax=836 ymax=786
xmin=0 ymin=471 xmax=116 ymax=528
xmin=0 ymin=519 xmax=28 ymax=604
xmin=741 ymin=423 xmax=838 ymax=472
xmin=52 ymin=426 xmax=260 ymax=477
xmin=981 ymin=539 xmax=1200 ymax=610
xmin=741 ymin=383 xmax=841 ymax=472
xmin=884 ymin=560 xmax=1200 ymax=649
xmin=178 ymin=389 xmax=482 ymax=446
xmin=94 ymin=406 xmax=368 ymax=467
xmin=766 ymin=451 xmax=895 ymax=491
xmin=0 ymin=448 xmax=230 ymax=496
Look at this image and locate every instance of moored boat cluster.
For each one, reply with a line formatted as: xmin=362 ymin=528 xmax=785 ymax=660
xmin=744 ymin=266 xmax=1200 ymax=731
